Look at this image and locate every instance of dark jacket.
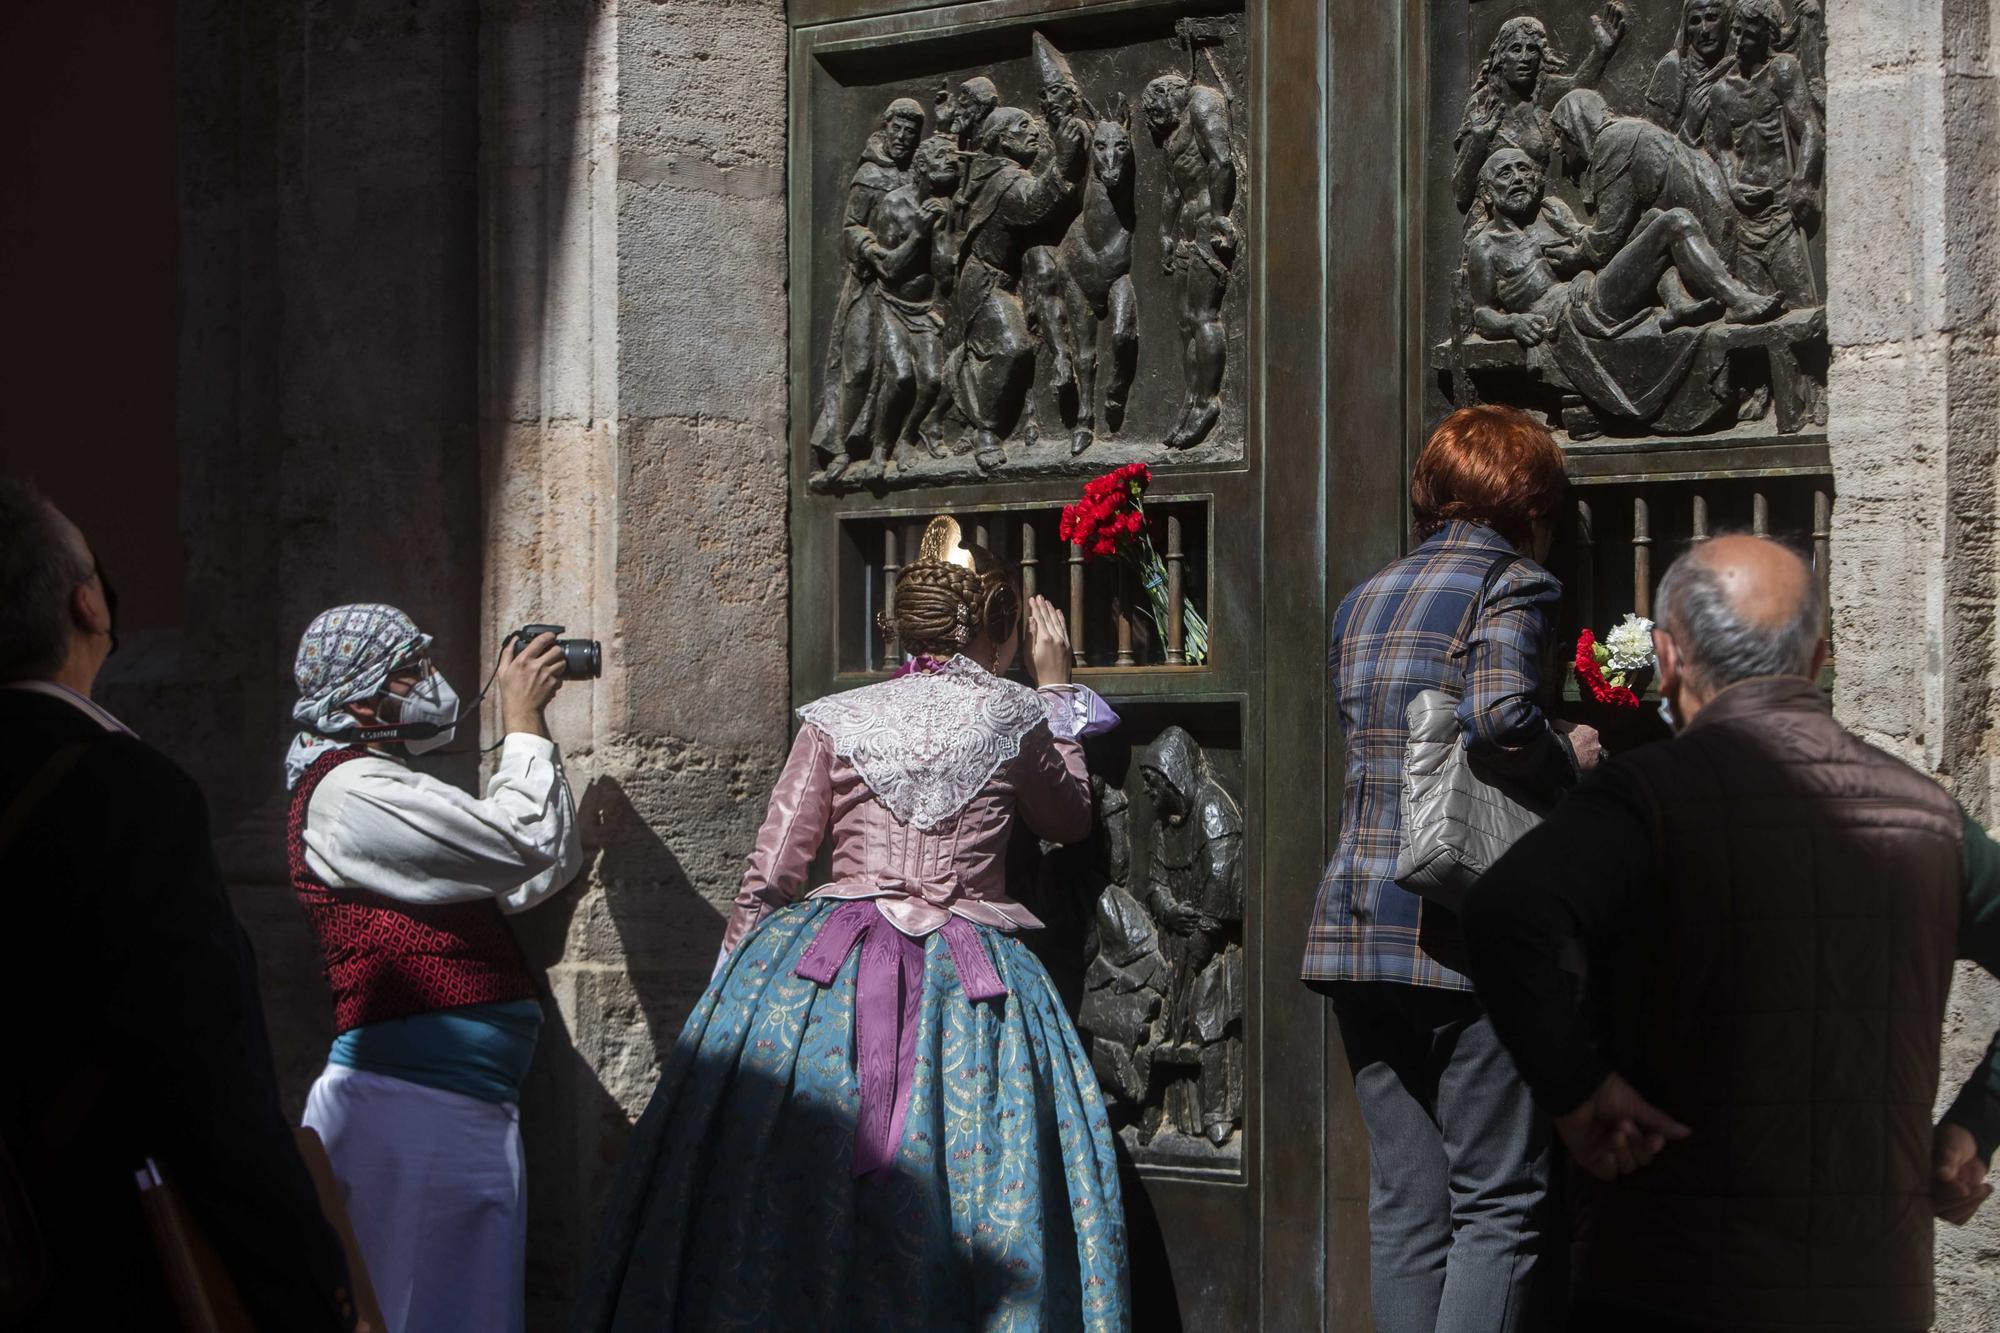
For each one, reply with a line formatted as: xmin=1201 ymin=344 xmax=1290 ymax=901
xmin=1585 ymin=677 xmax=1963 ymax=1329
xmin=0 ymin=687 xmax=353 ymax=1331
xmin=1469 ymin=676 xmax=1966 ymax=1330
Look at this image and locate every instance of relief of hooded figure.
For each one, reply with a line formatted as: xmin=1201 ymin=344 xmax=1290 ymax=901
xmin=1550 ymin=88 xmax=1752 ymax=283
xmin=1138 ymin=726 xmax=1245 ymax=1148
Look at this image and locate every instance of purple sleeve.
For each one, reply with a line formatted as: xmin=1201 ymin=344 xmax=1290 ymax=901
xmin=1037 ymin=684 xmax=1120 ymax=740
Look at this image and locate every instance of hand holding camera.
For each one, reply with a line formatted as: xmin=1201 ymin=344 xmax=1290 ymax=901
xmin=497 ymin=624 xmax=601 ymax=740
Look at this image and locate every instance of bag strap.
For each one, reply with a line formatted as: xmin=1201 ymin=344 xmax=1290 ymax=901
xmin=1449 ymin=550 xmax=1522 ymax=694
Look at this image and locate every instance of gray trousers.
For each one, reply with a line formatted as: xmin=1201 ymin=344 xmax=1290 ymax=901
xmin=1329 ymin=981 xmax=1553 ymax=1333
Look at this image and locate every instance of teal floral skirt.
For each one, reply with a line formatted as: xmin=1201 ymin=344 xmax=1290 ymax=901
xmin=574 ymin=899 xmax=1130 ymax=1332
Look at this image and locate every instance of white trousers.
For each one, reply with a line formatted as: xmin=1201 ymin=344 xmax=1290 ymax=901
xmin=303 ymin=1064 xmax=527 ymax=1333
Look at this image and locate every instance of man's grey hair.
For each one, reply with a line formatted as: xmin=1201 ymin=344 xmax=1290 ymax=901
xmin=0 ymin=476 xmax=93 ymax=683
xmin=1656 ymin=533 xmax=1826 ymax=690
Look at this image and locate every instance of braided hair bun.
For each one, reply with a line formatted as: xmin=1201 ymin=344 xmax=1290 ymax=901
xmin=882 ymin=516 xmax=1022 ymax=659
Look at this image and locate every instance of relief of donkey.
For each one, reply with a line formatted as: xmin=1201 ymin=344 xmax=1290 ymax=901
xmin=1026 ymin=93 xmax=1139 ymax=457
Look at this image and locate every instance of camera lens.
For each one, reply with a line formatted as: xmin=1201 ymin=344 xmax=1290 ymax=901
xmin=562 ymin=639 xmax=603 ymax=680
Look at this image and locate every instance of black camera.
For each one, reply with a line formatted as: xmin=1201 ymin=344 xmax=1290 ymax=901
xmin=506 ymin=623 xmax=602 ymax=680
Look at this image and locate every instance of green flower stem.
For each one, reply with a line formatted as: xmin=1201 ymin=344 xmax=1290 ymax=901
xmin=1130 ymin=539 xmax=1208 ymax=665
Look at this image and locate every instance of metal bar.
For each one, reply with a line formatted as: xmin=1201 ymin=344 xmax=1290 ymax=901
xmin=1812 ymin=488 xmax=1832 ymax=609
xmin=1115 ymin=560 xmax=1137 ymax=667
xmin=1166 ymin=513 xmax=1186 ymax=666
xmin=1691 ymin=491 xmax=1709 ymax=540
xmin=1576 ymin=498 xmax=1597 ymax=631
xmin=1069 ymin=541 xmax=1086 ymax=668
xmin=1019 ymin=517 xmax=1038 ymax=602
xmin=882 ymin=526 xmax=901 ymax=664
xmin=1751 ymin=490 xmax=1769 ymax=536
xmin=1633 ymin=494 xmax=1653 ymax=619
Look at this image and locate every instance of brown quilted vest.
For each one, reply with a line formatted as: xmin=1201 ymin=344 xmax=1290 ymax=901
xmin=1577 ymin=676 xmax=1962 ymax=1331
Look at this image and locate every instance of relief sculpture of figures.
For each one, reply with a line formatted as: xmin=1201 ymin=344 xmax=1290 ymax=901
xmin=1074 ymin=777 xmax=1162 ymax=1112
xmin=1645 ymin=0 xmax=1734 ymax=143
xmin=936 ymin=93 xmax=1087 ymax=472
xmin=1703 ymin=0 xmax=1821 ymax=304
xmin=1469 ymin=147 xmax=1778 ymax=431
xmin=1549 ymin=90 xmax=1750 ymax=293
xmin=1703 ymin=0 xmax=1826 ymax=424
xmin=1138 ymin=728 xmax=1244 ymax=1149
xmin=1027 ymin=35 xmax=1139 ymax=459
xmin=1452 ymin=4 xmax=1630 ymax=214
xmin=1145 ymin=38 xmax=1237 ymax=451
xmin=1442 ymin=0 xmax=1829 ymax=440
xmin=1074 ymin=729 xmax=1244 ymax=1160
xmin=856 ymin=136 xmax=959 ymax=476
xmin=806 ymin=25 xmax=1250 ymax=487
xmin=809 ymin=99 xmax=925 ymax=491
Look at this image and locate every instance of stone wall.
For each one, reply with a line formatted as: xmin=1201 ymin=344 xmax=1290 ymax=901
xmin=1827 ymin=0 xmax=2000 ymax=1322
xmin=478 ymin=0 xmax=792 ymax=1319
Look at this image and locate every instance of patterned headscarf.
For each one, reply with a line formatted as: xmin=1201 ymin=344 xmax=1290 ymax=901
xmin=284 ymin=603 xmax=431 ymax=787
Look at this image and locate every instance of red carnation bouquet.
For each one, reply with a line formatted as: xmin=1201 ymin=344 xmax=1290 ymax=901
xmin=1575 ymin=630 xmax=1638 ymax=708
xmin=1058 ymin=463 xmax=1209 ymax=664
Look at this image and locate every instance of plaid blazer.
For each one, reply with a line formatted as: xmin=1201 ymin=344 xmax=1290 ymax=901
xmin=1303 ymin=520 xmax=1577 ymax=990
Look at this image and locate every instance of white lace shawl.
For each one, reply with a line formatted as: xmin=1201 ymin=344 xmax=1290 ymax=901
xmin=797 ymin=656 xmax=1051 ymax=830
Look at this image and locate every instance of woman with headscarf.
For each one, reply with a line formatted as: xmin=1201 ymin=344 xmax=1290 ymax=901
xmin=286 ymin=605 xmax=584 ymax=1333
xmin=575 ymin=518 xmax=1130 ymax=1332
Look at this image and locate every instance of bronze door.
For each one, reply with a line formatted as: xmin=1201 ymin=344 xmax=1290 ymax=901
xmin=786 ymin=0 xmax=1413 ymax=1326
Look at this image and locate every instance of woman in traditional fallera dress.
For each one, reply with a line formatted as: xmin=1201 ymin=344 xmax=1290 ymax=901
xmin=576 ymin=518 xmax=1130 ymax=1332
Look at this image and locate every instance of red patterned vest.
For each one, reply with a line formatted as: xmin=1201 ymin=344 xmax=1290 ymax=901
xmin=288 ymin=746 xmax=536 ymax=1034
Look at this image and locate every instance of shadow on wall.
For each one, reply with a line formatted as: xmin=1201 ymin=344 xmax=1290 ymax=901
xmin=512 ymin=773 xmax=726 ymax=1326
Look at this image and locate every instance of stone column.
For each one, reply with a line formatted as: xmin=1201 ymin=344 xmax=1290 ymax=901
xmin=479 ymin=1 xmax=790 ymax=1320
xmin=1827 ymin=0 xmax=2000 ymax=1312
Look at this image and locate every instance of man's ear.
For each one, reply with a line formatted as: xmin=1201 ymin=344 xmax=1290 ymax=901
xmin=1809 ymin=636 xmax=1829 ymax=681
xmin=70 ymin=576 xmax=110 ymax=636
xmin=1653 ymin=627 xmax=1681 ymax=693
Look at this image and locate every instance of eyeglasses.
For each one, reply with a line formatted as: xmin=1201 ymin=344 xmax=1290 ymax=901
xmin=384 ymin=657 xmax=436 ymax=687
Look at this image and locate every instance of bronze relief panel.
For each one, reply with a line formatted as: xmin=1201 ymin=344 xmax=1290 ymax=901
xmin=1019 ymin=714 xmax=1248 ymax=1174
xmin=1426 ymin=0 xmax=1828 ymax=444
xmin=799 ymin=7 xmax=1249 ymax=491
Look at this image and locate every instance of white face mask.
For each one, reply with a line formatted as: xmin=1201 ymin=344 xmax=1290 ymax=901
xmin=392 ymin=670 xmax=460 ymax=754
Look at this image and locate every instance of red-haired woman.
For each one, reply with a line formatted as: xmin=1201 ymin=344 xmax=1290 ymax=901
xmin=1302 ymin=405 xmax=1600 ymax=1332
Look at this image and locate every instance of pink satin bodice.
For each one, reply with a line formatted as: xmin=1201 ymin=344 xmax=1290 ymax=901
xmin=718 ymin=681 xmax=1095 ymax=957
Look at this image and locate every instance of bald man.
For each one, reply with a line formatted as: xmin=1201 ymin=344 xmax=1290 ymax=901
xmin=1463 ymin=534 xmax=2000 ymax=1332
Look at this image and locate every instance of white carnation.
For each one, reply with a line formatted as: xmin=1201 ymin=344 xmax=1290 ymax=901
xmin=1604 ymin=614 xmax=1656 ymax=673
